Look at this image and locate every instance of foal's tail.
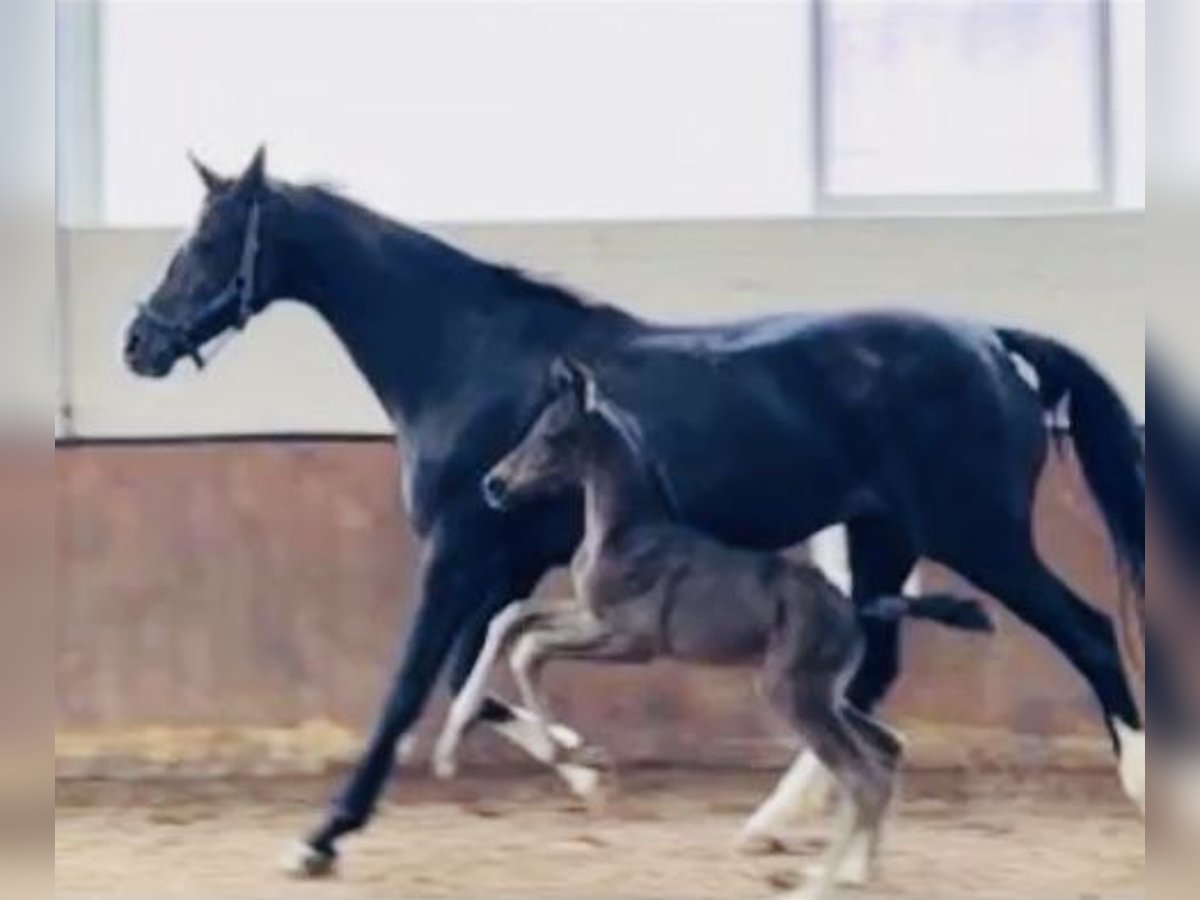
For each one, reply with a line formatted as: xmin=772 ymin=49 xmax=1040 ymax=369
xmin=859 ymin=594 xmax=995 ymax=633
xmin=997 ymin=328 xmax=1146 ymax=603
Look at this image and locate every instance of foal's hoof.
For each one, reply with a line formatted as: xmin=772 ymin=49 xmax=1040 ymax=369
xmin=803 ymin=859 xmax=872 ymax=888
xmin=564 ymin=744 xmax=619 ymax=810
xmin=431 ymin=746 xmax=459 ymax=781
xmin=571 ymin=743 xmax=615 ymax=771
xmin=280 ymin=841 xmax=338 ymax=879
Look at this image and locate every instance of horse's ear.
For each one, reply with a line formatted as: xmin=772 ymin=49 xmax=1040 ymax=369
xmin=188 ymin=152 xmax=230 ymax=194
xmin=240 ymin=145 xmax=268 ymax=193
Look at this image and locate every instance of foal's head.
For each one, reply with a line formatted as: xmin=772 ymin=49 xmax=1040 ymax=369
xmin=124 ymin=148 xmax=284 ymax=377
xmin=482 ymin=358 xmax=610 ymax=510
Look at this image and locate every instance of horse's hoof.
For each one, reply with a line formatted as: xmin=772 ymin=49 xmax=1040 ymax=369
xmin=736 ymin=831 xmax=789 ymax=857
xmin=280 ymin=841 xmax=338 ymax=879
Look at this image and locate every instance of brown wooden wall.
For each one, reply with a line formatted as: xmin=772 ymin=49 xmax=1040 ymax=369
xmin=55 ymin=440 xmax=1129 ymax=777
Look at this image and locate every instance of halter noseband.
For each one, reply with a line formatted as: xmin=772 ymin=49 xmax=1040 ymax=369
xmin=137 ymin=202 xmax=263 ymax=369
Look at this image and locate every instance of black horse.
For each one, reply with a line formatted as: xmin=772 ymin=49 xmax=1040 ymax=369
xmin=123 ymin=150 xmax=1145 ymax=874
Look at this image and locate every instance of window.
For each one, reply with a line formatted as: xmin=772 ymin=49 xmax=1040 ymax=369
xmin=815 ymin=0 xmax=1117 ymax=211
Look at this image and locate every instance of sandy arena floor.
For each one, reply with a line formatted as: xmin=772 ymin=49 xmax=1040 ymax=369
xmin=56 ymin=770 xmax=1144 ymax=900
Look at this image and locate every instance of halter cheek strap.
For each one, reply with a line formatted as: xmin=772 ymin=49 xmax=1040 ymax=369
xmin=137 ymin=202 xmax=263 ymax=369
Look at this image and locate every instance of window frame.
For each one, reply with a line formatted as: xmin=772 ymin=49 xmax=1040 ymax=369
xmin=810 ymin=0 xmax=1118 ymax=218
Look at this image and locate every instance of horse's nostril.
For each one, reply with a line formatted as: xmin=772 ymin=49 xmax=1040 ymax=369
xmin=125 ymin=332 xmax=141 ymax=356
xmin=481 ymin=474 xmax=508 ymax=508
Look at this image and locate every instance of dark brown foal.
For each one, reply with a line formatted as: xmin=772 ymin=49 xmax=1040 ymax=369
xmin=435 ymin=359 xmax=987 ymax=898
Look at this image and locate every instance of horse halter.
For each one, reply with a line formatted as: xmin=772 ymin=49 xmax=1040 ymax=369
xmin=137 ymin=202 xmax=264 ymax=369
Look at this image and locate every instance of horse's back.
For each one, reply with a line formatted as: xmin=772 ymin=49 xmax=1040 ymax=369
xmin=579 ymin=308 xmax=1048 ymax=557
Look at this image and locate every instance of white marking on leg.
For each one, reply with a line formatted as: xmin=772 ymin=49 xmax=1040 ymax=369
xmin=493 ymin=707 xmax=601 ymax=800
xmin=493 ymin=705 xmax=571 ymax=765
xmin=279 ymin=841 xmax=337 ymax=879
xmin=804 ymin=826 xmax=874 ymax=887
xmin=790 ymin=805 xmax=861 ymax=900
xmin=793 ymin=754 xmax=837 ymax=819
xmin=433 ymin=603 xmax=528 ymax=779
xmin=739 ymin=751 xmax=834 ymax=853
xmin=1114 ymin=719 xmax=1146 ymax=815
xmin=810 ymin=527 xmax=851 ymax=595
xmin=396 ymin=734 xmax=419 ymax=764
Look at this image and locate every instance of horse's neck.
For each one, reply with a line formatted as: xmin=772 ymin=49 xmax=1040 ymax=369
xmin=583 ymin=422 xmax=671 ymax=544
xmin=278 ymin=190 xmax=568 ymax=435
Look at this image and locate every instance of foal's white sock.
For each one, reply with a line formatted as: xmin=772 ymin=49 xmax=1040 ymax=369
xmin=739 ymin=751 xmax=836 ymax=852
xmin=492 ymin=708 xmax=601 ymax=800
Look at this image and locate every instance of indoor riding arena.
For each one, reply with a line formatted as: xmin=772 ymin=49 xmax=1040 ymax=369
xmin=53 ymin=3 xmax=1147 ymax=899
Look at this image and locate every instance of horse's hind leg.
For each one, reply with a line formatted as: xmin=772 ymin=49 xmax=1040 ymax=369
xmin=957 ymin=536 xmax=1143 ymax=810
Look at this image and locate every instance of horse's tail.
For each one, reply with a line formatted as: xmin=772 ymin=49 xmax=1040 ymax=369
xmin=858 ymin=593 xmax=995 ymax=633
xmin=997 ymin=328 xmax=1145 ymax=607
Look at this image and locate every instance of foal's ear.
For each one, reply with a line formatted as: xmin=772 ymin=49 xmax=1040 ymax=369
xmin=188 ymin=152 xmax=232 ymax=195
xmin=550 ymin=357 xmax=593 ymax=397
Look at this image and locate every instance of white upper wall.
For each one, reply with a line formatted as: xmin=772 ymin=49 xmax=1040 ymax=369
xmin=81 ymin=0 xmax=1145 ymax=225
xmin=64 ymin=214 xmax=1144 ymax=438
xmin=98 ymin=1 xmax=813 ymax=225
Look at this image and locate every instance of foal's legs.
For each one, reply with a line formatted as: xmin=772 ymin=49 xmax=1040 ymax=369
xmin=742 ymin=518 xmax=915 ymax=847
xmin=508 ymin=611 xmax=651 ymax=742
xmin=436 ymin=599 xmax=598 ymax=796
xmin=827 ymin=704 xmax=905 ymax=884
xmin=767 ymin=680 xmax=897 ymax=900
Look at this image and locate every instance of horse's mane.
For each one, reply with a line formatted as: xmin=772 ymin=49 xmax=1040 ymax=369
xmin=291 ymin=181 xmax=622 ymax=319
xmin=488 ymin=264 xmax=608 ymax=316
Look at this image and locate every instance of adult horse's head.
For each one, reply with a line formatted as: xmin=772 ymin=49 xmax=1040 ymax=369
xmin=124 ymin=147 xmax=279 ymax=377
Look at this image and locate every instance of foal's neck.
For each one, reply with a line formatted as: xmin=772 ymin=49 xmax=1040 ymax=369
xmin=582 ymin=414 xmax=673 ymax=545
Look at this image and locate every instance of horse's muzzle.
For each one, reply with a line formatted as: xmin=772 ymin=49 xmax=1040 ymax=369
xmin=123 ymin=315 xmax=177 ymax=379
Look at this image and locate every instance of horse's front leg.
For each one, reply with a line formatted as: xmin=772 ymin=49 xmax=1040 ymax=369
xmin=285 ymin=522 xmax=511 ymax=878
